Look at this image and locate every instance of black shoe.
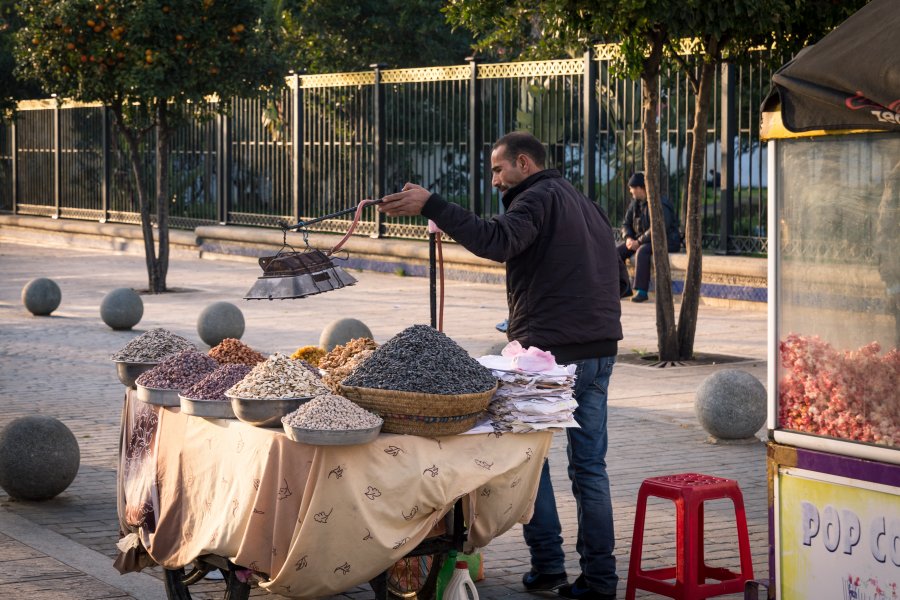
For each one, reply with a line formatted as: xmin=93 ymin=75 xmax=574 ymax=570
xmin=621 ymin=288 xmax=633 ymax=299
xmin=631 ymin=291 xmax=649 ymax=303
xmin=557 ymin=575 xmax=616 ymax=600
xmin=522 ymin=570 xmax=568 ymax=591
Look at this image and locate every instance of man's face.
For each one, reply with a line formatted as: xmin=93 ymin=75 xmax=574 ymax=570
xmin=490 ymin=145 xmax=528 ymax=193
xmin=629 ymin=185 xmax=647 ymax=201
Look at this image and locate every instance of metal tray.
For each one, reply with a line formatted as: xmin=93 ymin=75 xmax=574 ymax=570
xmin=227 ymin=394 xmax=312 ymax=428
xmin=136 ymin=383 xmax=181 ymax=407
xmin=114 ymin=360 xmax=159 ymax=388
xmin=282 ymin=422 xmax=382 ymax=446
xmin=180 ymin=395 xmax=237 ymax=419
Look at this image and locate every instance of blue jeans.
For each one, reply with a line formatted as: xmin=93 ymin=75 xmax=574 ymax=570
xmin=523 ymin=356 xmax=617 ymax=594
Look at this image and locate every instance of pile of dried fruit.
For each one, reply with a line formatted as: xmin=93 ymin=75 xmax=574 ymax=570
xmin=208 ymin=338 xmax=265 ymax=366
xmin=182 ymin=363 xmax=253 ymax=401
xmin=135 ymin=349 xmax=219 ymax=391
xmin=290 ymin=345 xmax=326 ymax=367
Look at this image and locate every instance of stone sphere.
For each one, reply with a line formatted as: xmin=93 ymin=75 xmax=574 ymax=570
xmin=100 ymin=287 xmax=144 ymax=330
xmin=319 ymin=318 xmax=373 ymax=351
xmin=21 ymin=278 xmax=62 ymax=316
xmin=197 ymin=301 xmax=245 ymax=347
xmin=695 ymin=369 xmax=767 ymax=440
xmin=0 ymin=415 xmax=80 ymax=501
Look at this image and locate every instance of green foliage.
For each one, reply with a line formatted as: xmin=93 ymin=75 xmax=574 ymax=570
xmin=14 ymin=0 xmax=287 ymax=120
xmin=1 ymin=0 xmax=44 ymax=118
xmin=281 ymin=0 xmax=474 ymax=72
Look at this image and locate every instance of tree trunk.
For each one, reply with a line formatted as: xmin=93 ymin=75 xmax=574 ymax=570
xmin=112 ymin=106 xmax=159 ymax=293
xmin=153 ymin=103 xmax=171 ymax=294
xmin=641 ymin=34 xmax=678 ymax=361
xmin=676 ymin=60 xmax=717 ymax=359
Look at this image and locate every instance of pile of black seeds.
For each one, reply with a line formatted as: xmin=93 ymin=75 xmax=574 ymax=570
xmin=111 ymin=328 xmax=196 ymax=362
xmin=342 ymin=324 xmax=497 ymax=394
xmin=182 ymin=363 xmax=253 ymax=401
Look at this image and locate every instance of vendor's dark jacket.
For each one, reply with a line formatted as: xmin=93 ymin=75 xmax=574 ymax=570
xmin=623 ymin=196 xmax=682 ymax=253
xmin=421 ymin=169 xmax=623 ymax=363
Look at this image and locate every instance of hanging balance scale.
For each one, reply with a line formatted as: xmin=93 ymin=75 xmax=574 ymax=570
xmin=243 ymin=201 xmax=382 ymax=301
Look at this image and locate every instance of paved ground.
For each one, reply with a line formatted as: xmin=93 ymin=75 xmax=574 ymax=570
xmin=0 ymin=240 xmax=769 ymax=599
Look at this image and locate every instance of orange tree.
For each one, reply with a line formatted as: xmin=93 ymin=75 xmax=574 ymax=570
xmin=15 ymin=0 xmax=287 ymax=292
xmin=446 ymin=0 xmax=866 ymax=360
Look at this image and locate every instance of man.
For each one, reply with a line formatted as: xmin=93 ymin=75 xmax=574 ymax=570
xmin=617 ymin=172 xmax=681 ymax=303
xmin=379 ymin=131 xmax=622 ymax=600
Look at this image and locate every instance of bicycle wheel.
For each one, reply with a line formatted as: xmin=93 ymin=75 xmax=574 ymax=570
xmin=385 ymin=553 xmax=445 ymax=600
xmin=164 ymin=560 xmax=250 ymax=600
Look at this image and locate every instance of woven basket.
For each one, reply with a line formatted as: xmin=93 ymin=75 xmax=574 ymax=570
xmin=337 ymin=383 xmax=497 ymax=436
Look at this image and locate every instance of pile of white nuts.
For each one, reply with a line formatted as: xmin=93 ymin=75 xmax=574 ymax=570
xmin=282 ymin=393 xmax=383 ymax=430
xmin=227 ymin=352 xmax=329 ymax=399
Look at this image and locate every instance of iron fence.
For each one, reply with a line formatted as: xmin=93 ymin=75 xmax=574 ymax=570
xmin=0 ymin=45 xmax=776 ymax=254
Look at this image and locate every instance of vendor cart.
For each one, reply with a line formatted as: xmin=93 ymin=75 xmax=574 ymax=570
xmin=116 ymin=388 xmax=551 ymax=599
xmin=761 ymin=2 xmax=900 ymax=597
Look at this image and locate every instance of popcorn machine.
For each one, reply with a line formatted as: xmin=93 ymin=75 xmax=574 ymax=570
xmin=762 ymin=2 xmax=900 ymax=596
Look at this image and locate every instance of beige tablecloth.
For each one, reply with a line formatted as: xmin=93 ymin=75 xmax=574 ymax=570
xmin=117 ymin=390 xmax=552 ymax=597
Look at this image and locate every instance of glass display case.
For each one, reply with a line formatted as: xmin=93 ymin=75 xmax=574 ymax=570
xmin=769 ymin=132 xmax=900 ymax=461
xmin=766 ymin=128 xmax=900 ymax=599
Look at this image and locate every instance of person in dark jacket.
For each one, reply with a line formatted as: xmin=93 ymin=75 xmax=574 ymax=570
xmin=617 ymin=172 xmax=681 ymax=302
xmin=380 ymin=131 xmax=622 ymax=600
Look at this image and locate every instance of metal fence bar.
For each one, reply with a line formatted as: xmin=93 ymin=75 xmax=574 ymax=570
xmin=0 ymin=49 xmax=777 ymax=254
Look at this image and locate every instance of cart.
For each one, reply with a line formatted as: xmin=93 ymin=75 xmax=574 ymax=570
xmin=761 ymin=3 xmax=900 ymax=595
xmin=116 ymin=389 xmax=552 ymax=599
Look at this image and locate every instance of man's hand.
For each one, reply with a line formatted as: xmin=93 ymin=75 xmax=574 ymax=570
xmin=378 ymin=183 xmax=431 ymax=217
xmin=626 ymin=237 xmax=641 ymax=251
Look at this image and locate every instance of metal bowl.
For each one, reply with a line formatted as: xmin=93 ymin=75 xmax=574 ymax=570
xmin=227 ymin=394 xmax=312 ymax=428
xmin=282 ymin=422 xmax=382 ymax=446
xmin=136 ymin=383 xmax=181 ymax=407
xmin=113 ymin=360 xmax=159 ymax=388
xmin=180 ymin=395 xmax=236 ymax=419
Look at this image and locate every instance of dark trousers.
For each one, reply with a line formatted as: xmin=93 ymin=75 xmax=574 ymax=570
xmin=616 ymin=242 xmax=652 ymax=292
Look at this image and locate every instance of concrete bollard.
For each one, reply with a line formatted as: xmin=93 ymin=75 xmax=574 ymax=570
xmin=100 ymin=287 xmax=144 ymax=330
xmin=695 ymin=369 xmax=767 ymax=441
xmin=197 ymin=301 xmax=245 ymax=347
xmin=21 ymin=277 xmax=62 ymax=316
xmin=0 ymin=415 xmax=80 ymax=500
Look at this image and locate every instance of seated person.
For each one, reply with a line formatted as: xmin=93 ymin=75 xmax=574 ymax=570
xmin=617 ymin=172 xmax=681 ymax=302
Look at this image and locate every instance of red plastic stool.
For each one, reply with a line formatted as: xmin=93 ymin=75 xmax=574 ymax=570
xmin=625 ymin=473 xmax=754 ymax=600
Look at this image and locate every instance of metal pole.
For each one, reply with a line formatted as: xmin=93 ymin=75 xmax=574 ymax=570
xmin=467 ymin=57 xmax=483 ymax=217
xmin=717 ymin=62 xmax=736 ymax=255
xmin=101 ymin=106 xmax=110 ymax=222
xmin=291 ymin=73 xmax=302 ymax=225
xmin=583 ymin=47 xmax=598 ymax=202
xmin=53 ymin=98 xmax=60 ymax=218
xmin=371 ymin=63 xmax=386 ymax=238
xmin=429 ymin=232 xmax=437 ymax=329
xmin=10 ymin=117 xmax=17 ymax=214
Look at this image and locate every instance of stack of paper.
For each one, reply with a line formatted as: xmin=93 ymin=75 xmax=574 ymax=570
xmin=472 ymin=354 xmax=579 ymax=433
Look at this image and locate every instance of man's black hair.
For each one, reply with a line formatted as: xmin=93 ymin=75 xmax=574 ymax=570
xmin=494 ymin=131 xmax=546 ymax=168
xmin=628 ymin=172 xmax=645 ymax=189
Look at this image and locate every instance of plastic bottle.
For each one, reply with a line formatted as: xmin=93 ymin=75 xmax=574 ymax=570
xmin=441 ymin=560 xmax=479 ymax=600
xmin=434 ymin=550 xmax=458 ymax=600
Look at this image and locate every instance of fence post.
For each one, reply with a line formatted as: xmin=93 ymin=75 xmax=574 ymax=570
xmin=291 ymin=73 xmax=302 ymax=224
xmin=217 ymin=111 xmax=230 ymax=224
xmin=467 ymin=56 xmax=482 ymax=217
xmin=583 ymin=47 xmax=598 ymax=202
xmin=717 ymin=62 xmax=736 ymax=255
xmin=101 ymin=106 xmax=110 ymax=222
xmin=10 ymin=117 xmax=17 ymax=214
xmin=52 ymin=97 xmax=60 ymax=218
xmin=371 ymin=63 xmax=386 ymax=237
